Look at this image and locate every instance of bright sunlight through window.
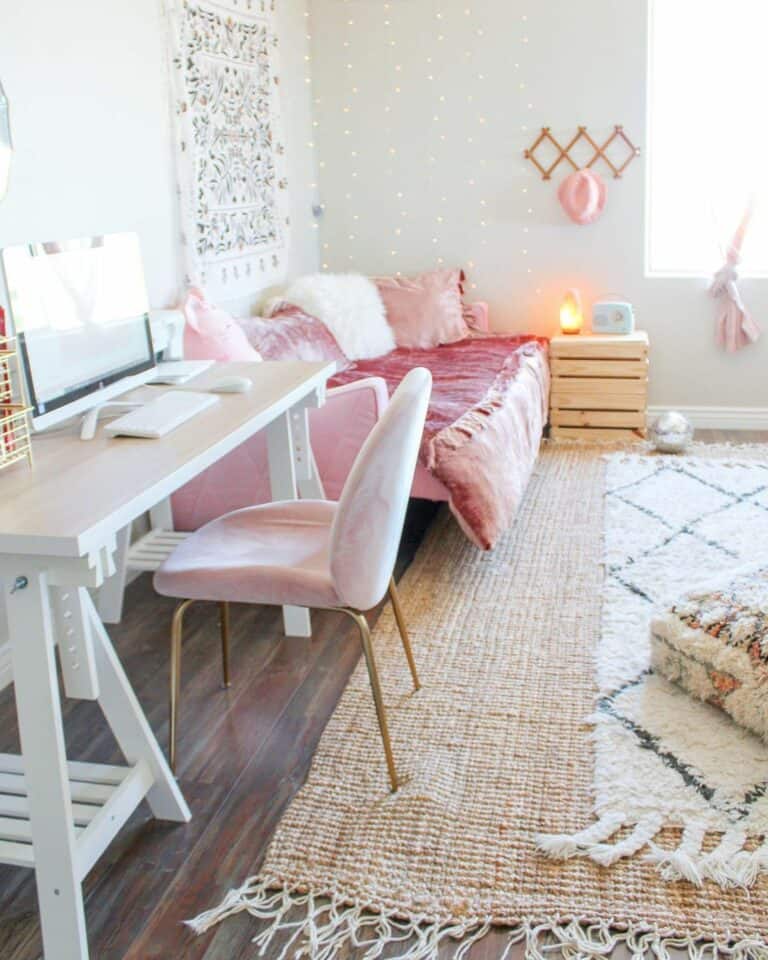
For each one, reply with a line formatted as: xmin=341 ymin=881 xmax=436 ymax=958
xmin=647 ymin=0 xmax=768 ymax=277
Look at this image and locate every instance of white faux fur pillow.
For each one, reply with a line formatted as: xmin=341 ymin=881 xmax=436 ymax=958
xmin=267 ymin=273 xmax=395 ymax=360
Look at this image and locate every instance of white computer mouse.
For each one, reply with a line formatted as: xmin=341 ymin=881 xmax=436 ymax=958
xmin=209 ymin=375 xmax=253 ymax=394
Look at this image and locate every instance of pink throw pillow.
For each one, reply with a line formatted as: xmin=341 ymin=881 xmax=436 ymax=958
xmin=239 ymin=305 xmax=349 ymax=369
xmin=182 ymin=288 xmax=262 ymax=362
xmin=374 ymin=267 xmax=469 ymax=349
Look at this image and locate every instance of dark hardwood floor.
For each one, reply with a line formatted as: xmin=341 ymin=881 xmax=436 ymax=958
xmin=0 ymin=431 xmax=765 ymax=959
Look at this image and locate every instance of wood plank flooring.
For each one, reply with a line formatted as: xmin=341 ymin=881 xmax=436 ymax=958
xmin=0 ymin=431 xmax=765 ymax=959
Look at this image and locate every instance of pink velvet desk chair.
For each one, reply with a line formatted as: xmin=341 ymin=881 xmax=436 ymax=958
xmin=154 ymin=367 xmax=432 ymax=791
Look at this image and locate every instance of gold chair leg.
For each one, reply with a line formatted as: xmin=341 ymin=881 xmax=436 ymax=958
xmin=388 ymin=577 xmax=421 ymax=692
xmin=219 ymin=601 xmax=231 ymax=688
xmin=169 ymin=599 xmax=195 ymax=775
xmin=339 ymin=608 xmax=400 ymax=792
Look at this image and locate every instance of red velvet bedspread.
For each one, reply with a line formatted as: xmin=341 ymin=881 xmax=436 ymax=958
xmin=330 ymin=335 xmax=550 ymax=549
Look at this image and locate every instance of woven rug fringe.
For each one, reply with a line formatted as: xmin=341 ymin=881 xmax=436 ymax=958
xmin=537 ymin=816 xmax=768 ymax=890
xmin=185 ymin=877 xmax=768 ymax=959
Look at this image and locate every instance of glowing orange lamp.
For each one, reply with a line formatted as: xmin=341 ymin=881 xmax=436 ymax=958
xmin=559 ymin=288 xmax=583 ymax=335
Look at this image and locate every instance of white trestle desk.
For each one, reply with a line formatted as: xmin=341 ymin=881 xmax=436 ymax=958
xmin=0 ymin=360 xmax=333 ymax=960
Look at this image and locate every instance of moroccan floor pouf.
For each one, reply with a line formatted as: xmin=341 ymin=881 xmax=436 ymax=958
xmin=650 ymin=566 xmax=768 ymax=741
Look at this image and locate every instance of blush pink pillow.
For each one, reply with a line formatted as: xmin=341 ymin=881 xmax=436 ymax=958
xmin=182 ymin=288 xmax=262 ymax=362
xmin=374 ymin=268 xmax=470 ymax=349
xmin=239 ymin=306 xmax=350 ymax=369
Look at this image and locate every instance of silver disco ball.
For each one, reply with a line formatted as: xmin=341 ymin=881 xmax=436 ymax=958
xmin=650 ymin=411 xmax=694 ymax=453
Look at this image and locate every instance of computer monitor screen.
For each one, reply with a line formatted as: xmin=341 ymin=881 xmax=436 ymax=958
xmin=1 ymin=233 xmax=155 ymax=428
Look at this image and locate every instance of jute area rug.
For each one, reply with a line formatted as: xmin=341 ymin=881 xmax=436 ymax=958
xmin=190 ymin=443 xmax=768 ymax=959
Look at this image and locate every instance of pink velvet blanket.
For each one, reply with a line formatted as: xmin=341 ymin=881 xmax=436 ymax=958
xmin=330 ymin=335 xmax=550 ymax=549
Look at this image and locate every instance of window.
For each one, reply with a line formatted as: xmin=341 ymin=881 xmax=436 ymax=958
xmin=646 ymin=0 xmax=768 ymax=277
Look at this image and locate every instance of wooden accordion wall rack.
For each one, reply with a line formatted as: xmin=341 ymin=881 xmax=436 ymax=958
xmin=524 ymin=125 xmax=641 ymax=181
xmin=0 ymin=335 xmax=33 ymax=472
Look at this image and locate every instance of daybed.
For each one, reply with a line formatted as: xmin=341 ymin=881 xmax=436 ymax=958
xmin=172 ymin=287 xmax=549 ymax=551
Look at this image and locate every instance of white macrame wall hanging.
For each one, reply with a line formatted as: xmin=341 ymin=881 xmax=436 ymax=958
xmin=167 ymin=0 xmax=290 ymax=301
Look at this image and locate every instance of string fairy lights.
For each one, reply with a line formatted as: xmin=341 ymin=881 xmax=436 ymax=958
xmin=305 ymin=1 xmax=537 ymax=298
xmin=518 ymin=12 xmax=535 ymax=280
xmin=301 ymin=5 xmax=323 ymax=256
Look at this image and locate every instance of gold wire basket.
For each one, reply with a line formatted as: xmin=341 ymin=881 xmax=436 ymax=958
xmin=0 ymin=335 xmax=33 ymax=471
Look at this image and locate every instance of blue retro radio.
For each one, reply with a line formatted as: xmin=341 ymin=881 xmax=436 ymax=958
xmin=591 ymin=301 xmax=635 ymax=335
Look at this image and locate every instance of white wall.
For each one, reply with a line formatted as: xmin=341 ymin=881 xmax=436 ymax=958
xmin=273 ymin=0 xmax=322 ymax=301
xmin=0 ymin=0 xmax=319 ymax=316
xmin=309 ymin=0 xmax=768 ymax=412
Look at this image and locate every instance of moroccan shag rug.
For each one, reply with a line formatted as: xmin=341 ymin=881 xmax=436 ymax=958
xmin=538 ymin=451 xmax=768 ymax=893
xmin=190 ymin=443 xmax=768 ymax=959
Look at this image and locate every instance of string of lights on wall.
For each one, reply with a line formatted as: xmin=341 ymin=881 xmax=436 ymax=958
xmin=302 ymin=5 xmax=321 ymax=253
xmin=304 ymin=3 xmax=536 ymax=294
xmin=518 ymin=12 xmax=537 ymax=291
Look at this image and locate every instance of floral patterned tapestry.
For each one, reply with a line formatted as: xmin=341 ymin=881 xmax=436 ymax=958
xmin=168 ymin=0 xmax=289 ymax=301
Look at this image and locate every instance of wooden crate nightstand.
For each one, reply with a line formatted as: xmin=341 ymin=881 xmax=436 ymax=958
xmin=549 ymin=331 xmax=649 ymax=441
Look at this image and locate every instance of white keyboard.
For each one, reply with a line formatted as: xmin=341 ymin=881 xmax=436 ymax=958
xmin=147 ymin=360 xmax=214 ymax=385
xmin=105 ymin=390 xmax=219 ymax=439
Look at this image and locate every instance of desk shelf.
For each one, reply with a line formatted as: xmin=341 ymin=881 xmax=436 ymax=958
xmin=127 ymin=529 xmax=190 ymax=572
xmin=0 ymin=754 xmax=152 ymax=877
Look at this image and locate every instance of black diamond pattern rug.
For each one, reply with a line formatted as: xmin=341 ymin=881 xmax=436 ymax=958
xmin=538 ymin=453 xmax=768 ymax=888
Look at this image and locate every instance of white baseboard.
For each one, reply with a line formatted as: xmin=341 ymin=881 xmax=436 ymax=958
xmin=647 ymin=406 xmax=768 ymax=431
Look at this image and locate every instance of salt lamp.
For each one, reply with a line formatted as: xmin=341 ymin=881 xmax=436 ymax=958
xmin=559 ymin=289 xmax=583 ymax=335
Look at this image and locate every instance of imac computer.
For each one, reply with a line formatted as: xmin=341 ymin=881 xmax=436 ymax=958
xmin=1 ymin=233 xmax=157 ymax=433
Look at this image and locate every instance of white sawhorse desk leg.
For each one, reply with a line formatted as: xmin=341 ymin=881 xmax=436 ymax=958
xmin=95 ymin=524 xmax=131 ymax=624
xmin=266 ymin=399 xmax=325 ymax=639
xmin=7 ymin=571 xmax=88 ymax=959
xmin=97 ymin=500 xmax=177 ymax=626
xmin=267 ymin=409 xmax=310 ymax=637
xmin=5 ymin=569 xmax=190 ymax=960
xmin=87 ymin=597 xmax=190 ymax=821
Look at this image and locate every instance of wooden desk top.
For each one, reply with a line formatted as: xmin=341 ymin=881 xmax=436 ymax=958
xmin=0 ymin=361 xmax=334 ymax=559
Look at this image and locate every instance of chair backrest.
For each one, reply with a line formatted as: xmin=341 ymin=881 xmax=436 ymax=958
xmin=329 ymin=367 xmax=432 ymax=611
